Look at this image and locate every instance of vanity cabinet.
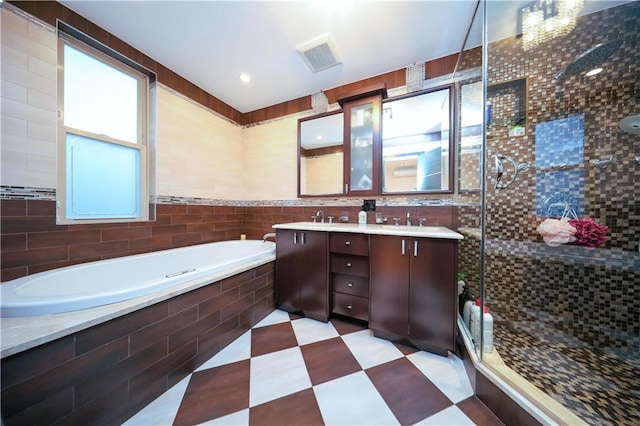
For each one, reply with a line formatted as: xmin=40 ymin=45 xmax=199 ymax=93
xmin=370 ymin=235 xmax=457 ymax=355
xmin=275 ymin=229 xmax=329 ymax=321
xmin=330 ymin=233 xmax=370 ymax=321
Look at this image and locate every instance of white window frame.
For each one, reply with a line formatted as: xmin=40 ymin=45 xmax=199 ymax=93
xmin=57 ymin=27 xmax=151 ymax=224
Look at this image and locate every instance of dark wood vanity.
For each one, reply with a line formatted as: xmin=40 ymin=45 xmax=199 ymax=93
xmin=274 ymin=222 xmax=461 ymax=356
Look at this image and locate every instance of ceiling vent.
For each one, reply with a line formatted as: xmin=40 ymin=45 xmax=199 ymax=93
xmin=296 ymin=33 xmax=343 ymax=73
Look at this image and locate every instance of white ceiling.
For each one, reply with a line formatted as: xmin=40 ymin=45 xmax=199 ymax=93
xmin=58 ymin=0 xmax=630 ymax=114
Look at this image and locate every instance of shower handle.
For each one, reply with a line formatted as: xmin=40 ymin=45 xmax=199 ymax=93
xmin=495 ymin=154 xmax=530 ymax=189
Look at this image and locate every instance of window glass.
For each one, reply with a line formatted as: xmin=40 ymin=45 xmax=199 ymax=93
xmin=57 ymin=27 xmax=151 ymax=224
xmin=63 ymin=44 xmax=139 ymax=143
xmin=66 ymin=134 xmax=141 ymax=219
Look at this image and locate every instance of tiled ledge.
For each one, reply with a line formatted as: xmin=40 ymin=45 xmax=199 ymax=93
xmin=1 ymin=186 xmax=480 ymax=207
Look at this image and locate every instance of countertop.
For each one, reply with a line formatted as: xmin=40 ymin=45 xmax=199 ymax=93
xmin=272 ymin=222 xmax=463 ymax=240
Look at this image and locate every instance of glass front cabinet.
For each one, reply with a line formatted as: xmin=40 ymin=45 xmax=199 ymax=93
xmin=341 ymin=91 xmax=383 ymax=196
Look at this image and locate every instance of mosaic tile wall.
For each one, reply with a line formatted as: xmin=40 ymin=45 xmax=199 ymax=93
xmin=477 ymin=2 xmax=639 ymax=363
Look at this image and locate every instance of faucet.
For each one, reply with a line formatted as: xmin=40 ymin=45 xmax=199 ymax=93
xmin=316 ymin=209 xmax=325 ymax=223
xmin=406 ymin=212 xmax=412 ymax=226
xmin=262 ymin=232 xmax=276 ymax=243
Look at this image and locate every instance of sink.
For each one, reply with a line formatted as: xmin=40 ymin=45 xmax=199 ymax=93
xmin=381 ymin=225 xmax=445 ymax=232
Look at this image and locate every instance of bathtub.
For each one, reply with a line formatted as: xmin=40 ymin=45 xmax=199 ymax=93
xmin=1 ymin=239 xmax=275 ymax=318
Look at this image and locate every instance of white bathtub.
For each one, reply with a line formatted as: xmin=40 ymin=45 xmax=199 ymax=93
xmin=1 ymin=240 xmax=275 ymax=318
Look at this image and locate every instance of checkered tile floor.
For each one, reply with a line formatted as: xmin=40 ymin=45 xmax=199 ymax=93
xmin=125 ymin=310 xmax=502 ymax=425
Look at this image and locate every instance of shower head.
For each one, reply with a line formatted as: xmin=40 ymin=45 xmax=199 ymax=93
xmin=553 ymin=39 xmax=623 ymax=80
xmin=619 ymin=114 xmax=640 ymax=136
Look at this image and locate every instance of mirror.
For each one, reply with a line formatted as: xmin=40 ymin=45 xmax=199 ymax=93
xmin=381 ymin=87 xmax=452 ymax=193
xmin=299 ymin=111 xmax=344 ymax=196
xmin=459 ymin=81 xmax=482 ymax=190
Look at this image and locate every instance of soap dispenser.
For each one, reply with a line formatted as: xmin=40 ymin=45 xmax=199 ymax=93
xmin=358 ymin=206 xmax=367 ymax=225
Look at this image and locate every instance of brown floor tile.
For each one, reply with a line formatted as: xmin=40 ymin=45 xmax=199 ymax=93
xmin=366 ymin=357 xmax=453 ymax=425
xmin=457 ymin=396 xmax=505 ymax=426
xmin=173 ymin=359 xmax=250 ymax=425
xmin=249 ymin=388 xmax=324 ymax=426
xmin=394 ymin=341 xmax=421 ymax=355
xmin=300 ymin=337 xmax=362 ymax=385
xmin=251 ymin=322 xmax=298 ymax=357
xmin=329 ymin=316 xmax=368 ymax=336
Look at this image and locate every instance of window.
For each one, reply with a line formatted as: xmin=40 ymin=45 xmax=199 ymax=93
xmin=57 ymin=25 xmax=153 ymax=224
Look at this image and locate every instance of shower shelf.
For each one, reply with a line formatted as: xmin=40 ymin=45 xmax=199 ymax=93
xmin=487 ymin=77 xmax=528 ymax=131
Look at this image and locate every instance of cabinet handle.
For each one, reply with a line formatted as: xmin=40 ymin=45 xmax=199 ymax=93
xmin=301 ymin=232 xmax=306 ymax=245
xmin=347 ymin=304 xmax=353 ymax=310
xmin=401 ymin=239 xmax=406 ymax=255
xmin=346 ymin=262 xmax=352 ymax=267
xmin=414 ymin=240 xmax=418 ymax=257
xmin=345 ymin=241 xmax=351 ymax=246
xmin=347 ymin=282 xmax=354 ymax=287
xmin=293 ymin=232 xmax=298 ymax=245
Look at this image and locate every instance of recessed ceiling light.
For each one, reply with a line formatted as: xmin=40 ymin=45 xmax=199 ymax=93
xmin=316 ymin=135 xmax=323 ymax=140
xmin=585 ymin=67 xmax=603 ymax=77
xmin=239 ymin=73 xmax=251 ymax=83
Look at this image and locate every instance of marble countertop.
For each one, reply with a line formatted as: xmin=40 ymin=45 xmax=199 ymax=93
xmin=273 ymin=222 xmax=464 ymax=240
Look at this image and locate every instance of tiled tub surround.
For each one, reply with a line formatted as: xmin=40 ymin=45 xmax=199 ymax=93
xmin=0 ymin=261 xmax=275 ymax=425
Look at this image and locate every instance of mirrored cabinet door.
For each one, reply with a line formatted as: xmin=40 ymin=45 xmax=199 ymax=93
xmin=344 ymin=94 xmax=381 ymax=195
xmin=381 ymin=87 xmax=452 ymax=193
xmin=298 ymin=112 xmax=344 ymax=197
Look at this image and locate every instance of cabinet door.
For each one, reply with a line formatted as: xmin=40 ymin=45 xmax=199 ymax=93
xmin=370 ymin=235 xmax=409 ymax=336
xmin=343 ymin=94 xmax=381 ymax=196
xmin=409 ymin=238 xmax=456 ymax=350
xmin=298 ymin=230 xmax=329 ymax=321
xmin=275 ymin=229 xmax=299 ymax=312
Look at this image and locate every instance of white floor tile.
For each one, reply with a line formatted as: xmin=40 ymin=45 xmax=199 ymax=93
xmin=407 ymin=351 xmax=474 ymax=404
xmin=197 ymin=408 xmax=249 ymax=425
xmin=249 ymin=346 xmax=312 ymax=407
xmin=253 ymin=309 xmax=291 ymax=328
xmin=415 ymin=405 xmax=475 ymax=425
xmin=313 ymin=371 xmax=399 ymax=425
xmin=196 ymin=329 xmax=251 ymax=371
xmin=340 ymin=329 xmax=404 ymax=369
xmin=291 ymin=317 xmax=339 ymax=346
xmin=123 ymin=374 xmax=190 ymax=426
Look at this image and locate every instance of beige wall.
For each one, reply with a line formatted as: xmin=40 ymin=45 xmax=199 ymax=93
xmin=156 ymin=89 xmax=245 ymax=199
xmin=1 ymin=7 xmax=295 ymax=201
xmin=1 ymin=9 xmax=57 ymax=189
xmin=242 ymin=116 xmax=298 ymax=200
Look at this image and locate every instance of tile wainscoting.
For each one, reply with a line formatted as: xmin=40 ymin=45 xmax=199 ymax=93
xmin=0 ymin=261 xmax=275 ymax=425
xmin=1 ymin=187 xmax=467 ymax=281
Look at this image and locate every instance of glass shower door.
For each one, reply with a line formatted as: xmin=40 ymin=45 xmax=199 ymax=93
xmin=482 ymin=1 xmax=639 ymax=424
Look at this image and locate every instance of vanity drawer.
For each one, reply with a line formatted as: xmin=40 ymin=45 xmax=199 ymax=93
xmin=330 ymin=233 xmax=369 ymax=256
xmin=332 ymin=292 xmax=369 ymax=322
xmin=333 ymin=273 xmax=369 ymax=298
xmin=331 ymin=254 xmax=369 ymax=277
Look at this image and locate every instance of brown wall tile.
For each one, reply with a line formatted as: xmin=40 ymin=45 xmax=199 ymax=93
xmin=1 ymin=264 xmax=275 ymax=425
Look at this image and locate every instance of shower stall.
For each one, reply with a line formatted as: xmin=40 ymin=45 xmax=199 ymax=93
xmin=457 ymin=1 xmax=639 ymax=424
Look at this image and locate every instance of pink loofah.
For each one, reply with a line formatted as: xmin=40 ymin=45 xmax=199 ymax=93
xmin=569 ymin=217 xmax=609 ymax=248
xmin=536 ymin=218 xmax=577 ymax=247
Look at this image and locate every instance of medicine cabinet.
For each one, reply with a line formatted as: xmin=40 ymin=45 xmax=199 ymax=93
xmin=298 ymin=85 xmax=454 ymax=197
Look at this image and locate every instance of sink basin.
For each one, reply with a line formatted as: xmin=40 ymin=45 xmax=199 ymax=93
xmin=381 ymin=225 xmax=446 ymax=232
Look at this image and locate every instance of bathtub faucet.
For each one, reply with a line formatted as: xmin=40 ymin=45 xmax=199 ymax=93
xmin=262 ymin=232 xmax=276 ymax=243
